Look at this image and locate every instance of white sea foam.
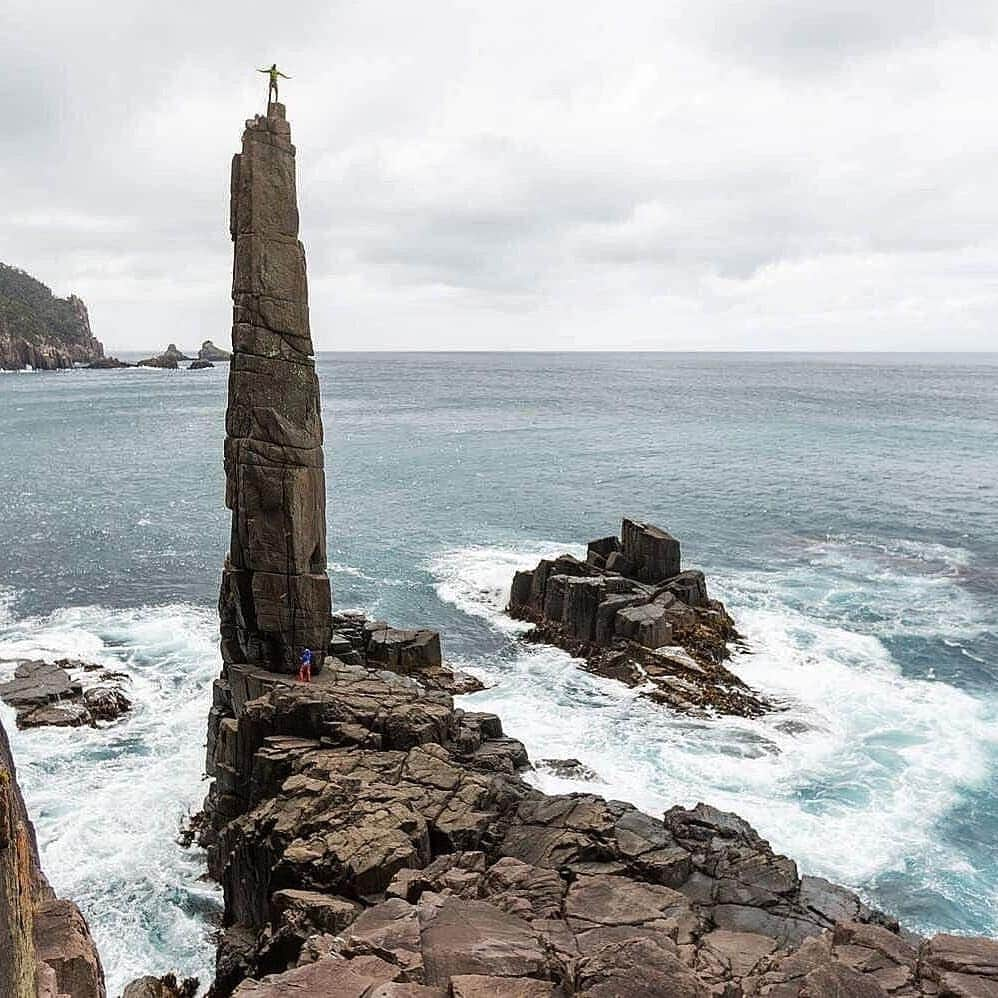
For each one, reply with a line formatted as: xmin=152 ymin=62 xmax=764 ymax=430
xmin=430 ymin=542 xmax=584 ymax=634
xmin=0 ymin=602 xmax=221 ymax=996
xmin=430 ymin=542 xmax=994 ymax=909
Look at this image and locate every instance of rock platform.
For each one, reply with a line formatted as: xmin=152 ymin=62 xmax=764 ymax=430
xmin=508 ymin=520 xmax=768 ymax=717
xmin=200 ymin=657 xmax=998 ymax=998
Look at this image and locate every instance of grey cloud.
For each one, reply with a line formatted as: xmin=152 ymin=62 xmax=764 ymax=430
xmin=1 ymin=0 xmax=996 ymax=350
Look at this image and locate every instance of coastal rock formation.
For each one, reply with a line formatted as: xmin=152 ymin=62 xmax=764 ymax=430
xmin=189 ymin=359 xmax=215 ymax=370
xmin=86 ymin=356 xmax=132 ymax=369
xmin=200 ymin=339 xmax=232 ymax=361
xmin=137 ymin=344 xmax=193 ymax=369
xmin=0 ymin=717 xmax=105 ymax=997
xmin=136 ymin=354 xmax=178 ymax=369
xmin=508 ymin=519 xmax=767 ymax=717
xmin=122 ymin=972 xmax=198 ymax=998
xmin=0 ymin=659 xmax=131 ymax=729
xmin=198 ymin=106 xmax=998 ymax=998
xmin=200 ymin=666 xmax=998 ymax=998
xmin=0 ymin=263 xmax=105 ymax=370
xmin=218 ymin=101 xmax=331 ymax=675
xmin=329 ymin=611 xmax=484 ymax=694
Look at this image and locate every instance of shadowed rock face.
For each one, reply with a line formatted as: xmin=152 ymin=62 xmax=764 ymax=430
xmin=219 ymin=102 xmax=330 ymax=675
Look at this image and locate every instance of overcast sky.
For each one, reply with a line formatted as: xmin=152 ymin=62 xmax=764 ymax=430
xmin=2 ymin=1 xmax=998 ymax=351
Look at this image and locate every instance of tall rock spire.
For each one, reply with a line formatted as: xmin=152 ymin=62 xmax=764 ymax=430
xmin=219 ymin=101 xmax=330 ymax=673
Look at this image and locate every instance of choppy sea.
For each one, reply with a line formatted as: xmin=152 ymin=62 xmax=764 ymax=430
xmin=0 ymin=352 xmax=995 ymax=994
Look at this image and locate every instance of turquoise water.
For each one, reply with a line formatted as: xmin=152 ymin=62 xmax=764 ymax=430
xmin=0 ymin=352 xmax=995 ymax=992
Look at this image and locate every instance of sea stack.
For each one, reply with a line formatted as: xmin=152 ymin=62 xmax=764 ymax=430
xmin=218 ymin=101 xmax=331 ymax=674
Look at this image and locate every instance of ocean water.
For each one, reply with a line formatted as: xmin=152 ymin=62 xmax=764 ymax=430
xmin=0 ymin=352 xmax=995 ymax=993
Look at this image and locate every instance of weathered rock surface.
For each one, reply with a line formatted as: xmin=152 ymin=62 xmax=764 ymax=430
xmin=0 ymin=659 xmax=131 ymax=729
xmin=0 ymin=263 xmax=105 ymax=371
xmin=329 ymin=611 xmax=485 ymax=695
xmin=200 ymin=664 xmax=996 ymax=998
xmin=0 ymin=716 xmax=105 ymax=997
xmin=195 ymin=104 xmax=997 ymax=998
xmin=189 ymin=359 xmax=215 ymax=370
xmin=218 ymin=101 xmax=331 ymax=675
xmin=200 ymin=339 xmax=232 ymax=361
xmin=508 ymin=519 xmax=767 ymax=717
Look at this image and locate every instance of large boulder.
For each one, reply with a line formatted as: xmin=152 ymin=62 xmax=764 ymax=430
xmin=620 ymin=518 xmax=681 ymax=584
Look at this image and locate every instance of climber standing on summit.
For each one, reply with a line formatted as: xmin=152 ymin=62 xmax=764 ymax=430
xmin=258 ymin=63 xmax=291 ymax=104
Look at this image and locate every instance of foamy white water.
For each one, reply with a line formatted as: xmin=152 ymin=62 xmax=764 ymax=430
xmin=0 ymin=594 xmax=221 ymax=996
xmin=430 ymin=542 xmax=995 ymax=923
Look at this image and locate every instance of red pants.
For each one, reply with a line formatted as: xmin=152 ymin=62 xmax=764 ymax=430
xmin=298 ymin=663 xmax=311 ymax=682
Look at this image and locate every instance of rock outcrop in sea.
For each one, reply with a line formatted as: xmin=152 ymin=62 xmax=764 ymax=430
xmin=0 ymin=658 xmax=131 ymax=729
xmin=199 ymin=339 xmax=232 ymax=361
xmin=198 ymin=103 xmax=998 ymax=998
xmin=0 ymin=716 xmax=105 ymax=997
xmin=216 ymin=100 xmax=332 ymax=678
xmin=509 ymin=519 xmax=767 ymax=716
xmin=0 ymin=263 xmax=105 ymax=370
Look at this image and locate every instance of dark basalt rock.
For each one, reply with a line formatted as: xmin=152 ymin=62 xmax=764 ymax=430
xmin=122 ymin=972 xmax=199 ymax=998
xmin=87 ymin=356 xmax=132 ymax=369
xmin=189 ymin=359 xmax=215 ymax=370
xmin=218 ymin=101 xmax=331 ymax=676
xmin=509 ymin=519 xmax=768 ymax=718
xmin=0 ymin=659 xmax=131 ymax=729
xmin=196 ymin=104 xmax=998 ymax=998
xmin=199 ymin=663 xmax=998 ymax=998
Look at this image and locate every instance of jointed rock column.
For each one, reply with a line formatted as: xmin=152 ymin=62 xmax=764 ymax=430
xmin=218 ymin=101 xmax=330 ymax=674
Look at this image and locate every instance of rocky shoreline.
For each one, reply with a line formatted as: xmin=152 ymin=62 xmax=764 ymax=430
xmin=2 ymin=98 xmax=995 ymax=998
xmin=198 ymin=654 xmax=998 ymax=997
xmin=193 ymin=101 xmax=997 ymax=998
xmin=509 ymin=520 xmax=768 ymax=717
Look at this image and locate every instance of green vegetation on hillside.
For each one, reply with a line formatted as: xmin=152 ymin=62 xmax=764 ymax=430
xmin=0 ymin=263 xmax=90 ymax=346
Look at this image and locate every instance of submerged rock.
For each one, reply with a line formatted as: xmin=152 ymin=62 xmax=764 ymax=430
xmin=537 ymin=758 xmax=600 ymax=781
xmin=508 ymin=519 xmax=768 ymax=717
xmin=87 ymin=356 xmax=132 ymax=369
xmin=123 ymin=972 xmax=198 ymax=998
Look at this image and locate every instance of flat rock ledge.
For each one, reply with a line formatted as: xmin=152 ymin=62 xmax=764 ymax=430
xmin=508 ymin=519 xmax=768 ymax=717
xmin=199 ymin=659 xmax=997 ymax=998
xmin=0 ymin=658 xmax=131 ymax=729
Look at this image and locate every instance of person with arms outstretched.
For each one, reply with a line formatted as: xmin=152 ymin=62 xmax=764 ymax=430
xmin=258 ymin=63 xmax=291 ymax=104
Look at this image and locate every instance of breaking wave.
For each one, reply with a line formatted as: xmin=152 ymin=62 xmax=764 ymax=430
xmin=0 ymin=601 xmax=221 ymax=996
xmin=430 ymin=541 xmax=996 ymax=934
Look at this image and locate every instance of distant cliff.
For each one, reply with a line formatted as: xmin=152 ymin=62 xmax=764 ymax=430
xmin=0 ymin=264 xmax=105 ymax=370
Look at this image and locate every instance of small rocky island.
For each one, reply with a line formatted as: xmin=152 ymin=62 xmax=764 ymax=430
xmin=509 ymin=520 xmax=767 ymax=716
